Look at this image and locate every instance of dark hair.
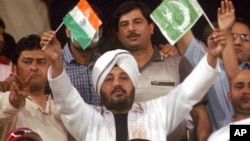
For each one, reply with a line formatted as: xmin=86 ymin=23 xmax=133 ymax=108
xmin=12 ymin=34 xmax=41 ymax=65
xmin=0 ymin=33 xmax=16 ymax=61
xmin=113 ymin=1 xmax=153 ymax=32
xmin=0 ymin=18 xmax=5 ymax=29
xmin=235 ymin=17 xmax=250 ymax=28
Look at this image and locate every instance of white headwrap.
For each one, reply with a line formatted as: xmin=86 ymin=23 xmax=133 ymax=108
xmin=92 ymin=49 xmax=140 ymax=96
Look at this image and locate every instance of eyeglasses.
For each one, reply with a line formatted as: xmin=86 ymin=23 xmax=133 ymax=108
xmin=232 ymin=33 xmax=250 ymax=42
xmin=5 ymin=127 xmax=38 ymax=141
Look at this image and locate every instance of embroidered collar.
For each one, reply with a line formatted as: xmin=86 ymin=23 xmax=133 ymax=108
xmin=101 ymin=103 xmax=144 ymax=115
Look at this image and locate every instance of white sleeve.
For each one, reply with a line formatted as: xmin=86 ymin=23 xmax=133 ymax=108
xmin=0 ymin=92 xmax=21 ymax=126
xmin=146 ymin=53 xmax=220 ymax=134
xmin=48 ymin=67 xmax=101 ymax=140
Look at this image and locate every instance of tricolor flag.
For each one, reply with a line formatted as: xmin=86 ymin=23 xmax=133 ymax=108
xmin=63 ymin=0 xmax=102 ymax=49
xmin=150 ymin=0 xmax=203 ymax=45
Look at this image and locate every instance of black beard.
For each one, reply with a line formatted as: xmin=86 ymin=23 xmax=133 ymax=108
xmin=100 ymin=87 xmax=135 ymax=112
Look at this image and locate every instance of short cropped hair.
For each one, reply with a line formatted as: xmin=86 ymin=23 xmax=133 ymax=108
xmin=12 ymin=34 xmax=41 ymax=65
xmin=113 ymin=1 xmax=153 ymax=32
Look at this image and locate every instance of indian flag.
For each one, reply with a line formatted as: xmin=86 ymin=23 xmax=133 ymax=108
xmin=63 ymin=0 xmax=102 ymax=49
xmin=150 ymin=0 xmax=203 ymax=45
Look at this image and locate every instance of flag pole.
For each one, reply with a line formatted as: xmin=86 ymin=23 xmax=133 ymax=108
xmin=42 ymin=22 xmax=64 ymax=50
xmin=55 ymin=22 xmax=64 ymax=32
xmin=202 ymin=11 xmax=215 ymax=30
xmin=197 ymin=1 xmax=215 ymax=30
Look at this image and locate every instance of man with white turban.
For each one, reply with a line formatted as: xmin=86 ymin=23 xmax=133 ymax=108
xmin=41 ymin=29 xmax=225 ymax=141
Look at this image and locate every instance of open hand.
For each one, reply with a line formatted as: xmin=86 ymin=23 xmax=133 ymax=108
xmin=40 ymin=30 xmax=62 ymax=65
xmin=217 ymin=0 xmax=235 ymax=30
xmin=207 ymin=28 xmax=228 ymax=59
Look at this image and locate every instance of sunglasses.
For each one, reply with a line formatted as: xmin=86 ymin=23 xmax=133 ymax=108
xmin=5 ymin=128 xmax=38 ymax=141
xmin=232 ymin=33 xmax=250 ymax=42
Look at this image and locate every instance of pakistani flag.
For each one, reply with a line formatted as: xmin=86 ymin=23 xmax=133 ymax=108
xmin=150 ymin=0 xmax=203 ymax=45
xmin=63 ymin=0 xmax=102 ymax=49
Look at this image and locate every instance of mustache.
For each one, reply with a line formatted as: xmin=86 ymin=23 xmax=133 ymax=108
xmin=127 ymin=32 xmax=140 ymax=38
xmin=111 ymin=87 xmax=126 ymax=95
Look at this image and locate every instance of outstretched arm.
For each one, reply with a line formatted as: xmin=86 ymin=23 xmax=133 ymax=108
xmin=218 ymin=0 xmax=238 ymax=80
xmin=207 ymin=0 xmax=235 ymax=69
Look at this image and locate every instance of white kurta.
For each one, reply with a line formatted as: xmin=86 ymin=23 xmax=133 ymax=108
xmin=208 ymin=118 xmax=250 ymax=141
xmin=48 ymin=54 xmax=220 ymax=141
xmin=0 ymin=92 xmax=73 ymax=141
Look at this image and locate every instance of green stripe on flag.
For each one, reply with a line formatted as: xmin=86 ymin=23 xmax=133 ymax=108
xmin=63 ymin=13 xmax=92 ymax=49
xmin=150 ymin=0 xmax=202 ymax=45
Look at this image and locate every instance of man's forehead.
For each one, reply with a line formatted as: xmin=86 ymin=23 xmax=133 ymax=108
xmin=119 ymin=9 xmax=144 ymax=22
xmin=233 ymin=22 xmax=250 ymax=34
xmin=20 ymin=50 xmax=47 ymax=59
xmin=232 ymin=70 xmax=250 ymax=83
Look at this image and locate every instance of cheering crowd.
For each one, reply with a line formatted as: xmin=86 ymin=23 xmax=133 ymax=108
xmin=1 ymin=0 xmax=250 ymax=141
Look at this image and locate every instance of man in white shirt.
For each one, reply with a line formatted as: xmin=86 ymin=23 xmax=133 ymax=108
xmin=41 ymin=22 xmax=226 ymax=140
xmin=0 ymin=34 xmax=74 ymax=141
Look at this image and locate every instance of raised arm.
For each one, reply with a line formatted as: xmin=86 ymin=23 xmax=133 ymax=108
xmin=218 ymin=0 xmax=238 ymax=80
xmin=40 ymin=30 xmax=63 ymax=78
xmin=176 ymin=30 xmax=194 ymax=55
xmin=176 ymin=29 xmax=208 ymax=68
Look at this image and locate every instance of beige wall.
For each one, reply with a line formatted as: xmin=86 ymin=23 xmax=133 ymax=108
xmin=0 ymin=0 xmax=51 ymax=41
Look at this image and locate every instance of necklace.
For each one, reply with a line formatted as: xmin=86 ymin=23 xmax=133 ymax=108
xmin=29 ymin=95 xmax=52 ymax=116
xmin=37 ymin=95 xmax=52 ymax=116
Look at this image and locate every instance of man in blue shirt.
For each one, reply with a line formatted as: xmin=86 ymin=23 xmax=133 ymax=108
xmin=61 ymin=27 xmax=101 ymax=106
xmin=174 ymin=0 xmax=250 ymax=131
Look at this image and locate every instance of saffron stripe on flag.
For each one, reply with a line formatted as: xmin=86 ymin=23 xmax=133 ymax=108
xmin=63 ymin=0 xmax=102 ymax=49
xmin=63 ymin=7 xmax=95 ymax=47
xmin=68 ymin=6 xmax=96 ymax=39
xmin=76 ymin=0 xmax=102 ymax=30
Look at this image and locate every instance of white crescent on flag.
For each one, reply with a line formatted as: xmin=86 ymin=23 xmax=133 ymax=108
xmin=167 ymin=1 xmax=190 ymax=32
xmin=150 ymin=0 xmax=203 ymax=45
